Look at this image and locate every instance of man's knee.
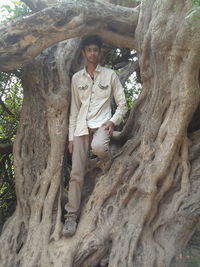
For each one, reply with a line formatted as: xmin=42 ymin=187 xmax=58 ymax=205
xmin=91 ymin=141 xmax=109 ymax=158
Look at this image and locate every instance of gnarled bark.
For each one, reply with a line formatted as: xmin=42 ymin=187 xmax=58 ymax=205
xmin=21 ymin=0 xmax=57 ymax=11
xmin=0 ymin=0 xmax=138 ymax=71
xmin=0 ymin=37 xmax=82 ymax=266
xmin=0 ymin=0 xmax=200 ymax=267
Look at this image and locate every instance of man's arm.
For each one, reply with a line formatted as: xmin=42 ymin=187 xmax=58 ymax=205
xmin=109 ymin=72 xmax=128 ymax=126
xmin=68 ymin=76 xmax=81 ymax=152
xmin=101 ymin=121 xmax=115 ymax=136
xmin=68 ymin=141 xmax=74 ymax=154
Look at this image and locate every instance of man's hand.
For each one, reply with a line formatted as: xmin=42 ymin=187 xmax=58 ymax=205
xmin=101 ymin=121 xmax=115 ymax=136
xmin=68 ymin=141 xmax=74 ymax=154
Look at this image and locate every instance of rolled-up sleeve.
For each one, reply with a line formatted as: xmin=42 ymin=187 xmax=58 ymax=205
xmin=68 ymin=76 xmax=81 ymax=141
xmin=110 ymin=73 xmax=128 ymax=126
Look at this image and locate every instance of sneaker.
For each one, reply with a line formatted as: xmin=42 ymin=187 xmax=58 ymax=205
xmin=62 ymin=213 xmax=77 ymax=237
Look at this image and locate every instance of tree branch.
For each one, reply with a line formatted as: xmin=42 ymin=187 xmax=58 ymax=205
xmin=118 ymin=60 xmax=139 ymax=86
xmin=105 ymin=0 xmax=139 ymax=8
xmin=21 ymin=0 xmax=57 ymax=12
xmin=0 ymin=0 xmax=138 ymax=71
xmin=0 ymin=97 xmax=15 ymax=117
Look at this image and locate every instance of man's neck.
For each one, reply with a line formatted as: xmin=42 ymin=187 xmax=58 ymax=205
xmin=86 ymin=63 xmax=98 ymax=76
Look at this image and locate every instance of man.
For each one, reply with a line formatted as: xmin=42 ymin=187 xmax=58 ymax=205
xmin=62 ymin=35 xmax=127 ymax=237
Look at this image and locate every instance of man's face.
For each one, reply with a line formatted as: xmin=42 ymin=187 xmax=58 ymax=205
xmin=82 ymin=44 xmax=101 ymax=64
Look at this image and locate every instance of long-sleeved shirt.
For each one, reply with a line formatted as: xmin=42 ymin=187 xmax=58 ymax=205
xmin=68 ymin=64 xmax=127 ymax=141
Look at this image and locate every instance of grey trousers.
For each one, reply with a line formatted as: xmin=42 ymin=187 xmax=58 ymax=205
xmin=65 ymin=126 xmax=110 ymax=213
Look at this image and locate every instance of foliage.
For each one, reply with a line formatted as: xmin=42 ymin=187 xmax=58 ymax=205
xmin=124 ymin=72 xmax=141 ymax=109
xmin=103 ymin=46 xmax=141 ymax=110
xmin=0 ymin=72 xmax=22 ymax=140
xmin=0 ymin=72 xmax=22 ymax=233
xmin=186 ymin=228 xmax=200 ymax=267
xmin=103 ymin=46 xmax=135 ymax=70
xmin=0 ymin=153 xmax=16 ymax=233
xmin=0 ymin=0 xmax=27 ymax=233
xmin=191 ymin=0 xmax=200 ymax=6
xmin=186 ymin=0 xmax=200 ymax=23
xmin=0 ymin=0 xmax=31 ymax=23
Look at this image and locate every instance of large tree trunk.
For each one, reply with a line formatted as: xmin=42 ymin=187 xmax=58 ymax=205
xmin=0 ymin=38 xmax=82 ymax=266
xmin=0 ymin=0 xmax=200 ymax=267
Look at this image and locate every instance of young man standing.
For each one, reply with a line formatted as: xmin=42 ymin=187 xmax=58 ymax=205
xmin=62 ymin=35 xmax=127 ymax=237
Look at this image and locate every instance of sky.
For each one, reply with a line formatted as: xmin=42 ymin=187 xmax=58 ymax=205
xmin=0 ymin=0 xmax=13 ymax=7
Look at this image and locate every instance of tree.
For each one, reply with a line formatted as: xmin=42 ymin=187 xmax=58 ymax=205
xmin=0 ymin=0 xmax=200 ymax=266
xmin=0 ymin=71 xmax=22 ymax=233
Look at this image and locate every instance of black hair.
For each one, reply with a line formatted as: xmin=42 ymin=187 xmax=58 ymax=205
xmin=81 ymin=35 xmax=103 ymax=50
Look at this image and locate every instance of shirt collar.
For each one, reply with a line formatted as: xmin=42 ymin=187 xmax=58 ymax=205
xmin=83 ymin=64 xmax=102 ymax=76
xmin=95 ymin=64 xmax=102 ymax=73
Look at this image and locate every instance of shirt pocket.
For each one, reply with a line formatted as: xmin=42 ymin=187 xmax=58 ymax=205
xmin=96 ymin=83 xmax=110 ymax=98
xmin=77 ymin=84 xmax=89 ymax=101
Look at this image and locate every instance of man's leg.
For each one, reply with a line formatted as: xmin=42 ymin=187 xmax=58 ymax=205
xmin=91 ymin=126 xmax=112 ymax=172
xmin=63 ymin=135 xmax=89 ymax=237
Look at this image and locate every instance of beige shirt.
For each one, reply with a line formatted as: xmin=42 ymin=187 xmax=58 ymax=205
xmin=68 ymin=65 xmax=127 ymax=141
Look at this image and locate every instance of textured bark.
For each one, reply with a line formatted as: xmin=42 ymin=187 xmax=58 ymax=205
xmin=21 ymin=0 xmax=138 ymax=11
xmin=21 ymin=0 xmax=57 ymax=11
xmin=0 ymin=0 xmax=200 ymax=267
xmin=105 ymin=0 xmax=138 ymax=7
xmin=0 ymin=38 xmax=82 ymax=266
xmin=0 ymin=0 xmax=138 ymax=71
